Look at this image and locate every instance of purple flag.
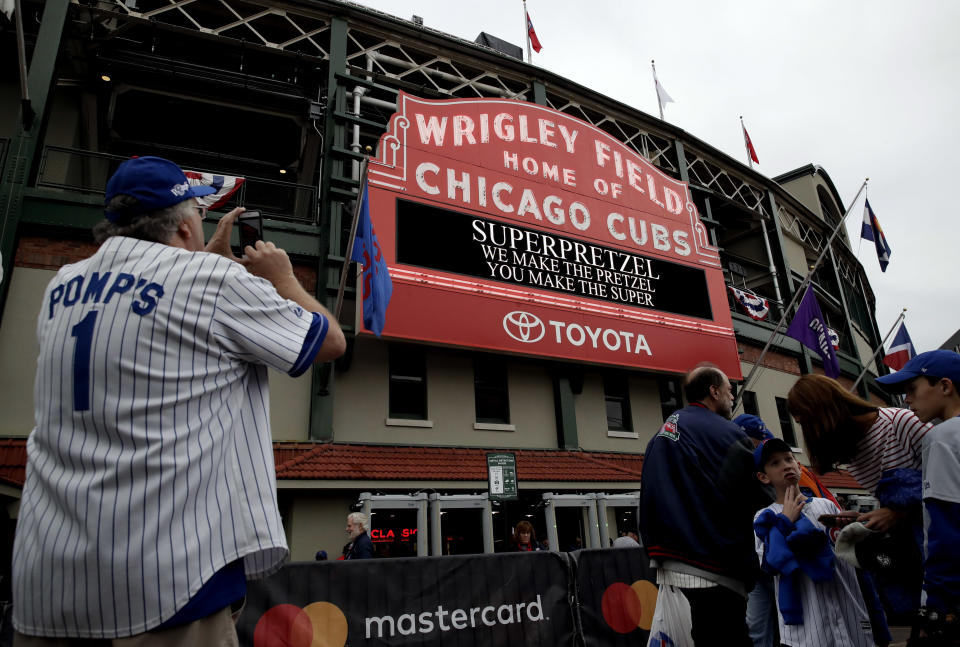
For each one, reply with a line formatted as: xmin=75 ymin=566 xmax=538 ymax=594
xmin=786 ymin=285 xmax=840 ymax=378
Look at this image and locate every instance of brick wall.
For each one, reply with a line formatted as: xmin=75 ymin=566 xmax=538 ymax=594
xmin=15 ymin=235 xmax=318 ymax=290
xmin=739 ymin=343 xmax=801 ymax=375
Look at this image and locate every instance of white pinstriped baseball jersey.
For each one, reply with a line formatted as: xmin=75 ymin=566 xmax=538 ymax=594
xmin=755 ymin=498 xmax=872 ymax=647
xmin=12 ymin=236 xmax=328 ymax=638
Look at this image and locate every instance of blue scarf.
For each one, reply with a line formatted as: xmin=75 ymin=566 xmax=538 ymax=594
xmin=754 ymin=507 xmax=835 ymax=624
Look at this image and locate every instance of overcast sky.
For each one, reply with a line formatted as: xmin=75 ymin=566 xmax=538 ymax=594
xmin=348 ymin=0 xmax=959 ymax=353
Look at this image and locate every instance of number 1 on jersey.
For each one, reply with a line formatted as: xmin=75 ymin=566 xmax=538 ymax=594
xmin=71 ymin=310 xmax=98 ymax=411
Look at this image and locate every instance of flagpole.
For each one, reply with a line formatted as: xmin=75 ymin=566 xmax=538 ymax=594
xmin=652 ymin=60 xmax=664 ymax=121
xmin=849 ymin=309 xmax=907 ymax=392
xmin=523 ymin=0 xmax=532 ymax=64
xmin=334 ymin=157 xmax=369 ymax=319
xmin=855 ymin=187 xmax=866 ymax=259
xmin=740 ymin=116 xmax=752 ymax=169
xmin=733 ymin=178 xmax=869 ymax=412
xmin=13 ymin=0 xmax=34 ymax=131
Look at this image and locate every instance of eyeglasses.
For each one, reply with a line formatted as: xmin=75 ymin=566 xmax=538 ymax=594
xmin=192 ymin=205 xmax=208 ymax=219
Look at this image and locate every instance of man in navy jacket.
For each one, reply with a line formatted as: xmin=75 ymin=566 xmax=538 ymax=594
xmin=343 ymin=512 xmax=375 ymax=560
xmin=640 ymin=363 xmax=772 ymax=645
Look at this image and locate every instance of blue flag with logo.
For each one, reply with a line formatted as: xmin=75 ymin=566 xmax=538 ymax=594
xmin=860 ymin=199 xmax=891 ymax=272
xmin=351 ymin=182 xmax=392 ymax=337
xmin=786 ymin=285 xmax=840 ymax=378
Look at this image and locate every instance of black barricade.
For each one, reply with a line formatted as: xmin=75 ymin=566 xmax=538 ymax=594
xmin=236 ymin=551 xmax=578 ymax=647
xmin=571 ymin=547 xmax=657 ymax=647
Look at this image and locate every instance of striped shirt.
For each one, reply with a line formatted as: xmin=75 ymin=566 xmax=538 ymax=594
xmin=755 ymin=498 xmax=873 ymax=647
xmin=654 ymin=560 xmax=747 ymax=597
xmin=846 ymin=408 xmax=931 ymax=494
xmin=13 ymin=237 xmax=328 ymax=638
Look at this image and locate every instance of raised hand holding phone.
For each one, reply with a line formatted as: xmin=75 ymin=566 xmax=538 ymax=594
xmin=238 ymin=210 xmax=263 ymax=256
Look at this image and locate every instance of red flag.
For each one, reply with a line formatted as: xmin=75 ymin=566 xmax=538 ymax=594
xmin=526 ymin=12 xmax=542 ymax=53
xmin=742 ymin=125 xmax=759 ymax=164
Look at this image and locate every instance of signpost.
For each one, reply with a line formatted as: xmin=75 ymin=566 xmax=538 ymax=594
xmin=487 ymin=452 xmax=518 ymax=501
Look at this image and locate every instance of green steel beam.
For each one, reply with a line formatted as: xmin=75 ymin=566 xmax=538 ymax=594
xmin=553 ymin=374 xmax=579 ymax=449
xmin=0 ymin=0 xmax=70 ymax=319
xmin=765 ymin=190 xmax=813 ymax=375
xmin=309 ymin=15 xmax=350 ymax=442
xmin=532 ymin=80 xmax=547 ymax=106
xmin=674 ymin=140 xmax=690 ymax=184
xmin=827 ymin=244 xmax=867 ymax=393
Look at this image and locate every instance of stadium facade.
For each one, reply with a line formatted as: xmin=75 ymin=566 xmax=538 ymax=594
xmin=0 ymin=0 xmax=888 ymax=561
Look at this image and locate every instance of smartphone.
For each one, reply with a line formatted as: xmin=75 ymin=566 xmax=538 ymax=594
xmin=237 ymin=210 xmax=263 ymax=255
xmin=818 ymin=514 xmax=857 ymax=528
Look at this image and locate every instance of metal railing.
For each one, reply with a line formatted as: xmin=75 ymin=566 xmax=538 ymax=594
xmin=36 ymin=146 xmax=319 ymax=223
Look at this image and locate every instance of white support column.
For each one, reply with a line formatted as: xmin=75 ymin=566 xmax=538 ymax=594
xmin=544 ymin=497 xmax=559 ymax=552
xmin=428 ymin=495 xmax=443 ymax=556
xmin=481 ymin=499 xmax=494 ymax=554
xmin=597 ymin=498 xmax=611 ymax=548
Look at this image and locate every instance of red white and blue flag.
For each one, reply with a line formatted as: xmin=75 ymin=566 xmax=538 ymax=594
xmin=883 ymin=322 xmax=916 ymax=371
xmin=860 ymin=199 xmax=891 ymax=272
xmin=728 ymin=286 xmax=769 ymax=321
xmin=184 ymin=170 xmax=245 ymax=210
xmin=526 ymin=12 xmax=542 ymax=53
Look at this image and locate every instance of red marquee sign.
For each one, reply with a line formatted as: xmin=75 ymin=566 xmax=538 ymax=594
xmin=364 ymin=92 xmax=741 ymax=378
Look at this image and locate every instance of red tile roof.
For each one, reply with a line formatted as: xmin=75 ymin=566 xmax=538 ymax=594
xmin=0 ymin=438 xmax=867 ymax=490
xmin=273 ymin=442 xmax=645 ymax=482
xmin=817 ymin=470 xmax=864 ymax=490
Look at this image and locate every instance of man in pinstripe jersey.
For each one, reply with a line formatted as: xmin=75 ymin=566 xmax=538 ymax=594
xmin=11 ymin=157 xmax=346 ymax=645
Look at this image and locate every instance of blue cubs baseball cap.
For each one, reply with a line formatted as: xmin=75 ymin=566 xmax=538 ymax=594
xmin=754 ymin=437 xmax=793 ymax=471
xmin=734 ymin=414 xmax=774 ymax=442
xmin=104 ymin=156 xmax=215 ymax=222
xmin=875 ymin=350 xmax=960 ymax=391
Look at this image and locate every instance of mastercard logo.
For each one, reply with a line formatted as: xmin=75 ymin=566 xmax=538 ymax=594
xmin=254 ymin=602 xmax=348 ymax=647
xmin=600 ymin=580 xmax=658 ymax=634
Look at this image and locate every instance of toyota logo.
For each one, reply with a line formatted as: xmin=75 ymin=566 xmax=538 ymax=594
xmin=503 ymin=311 xmax=545 ymax=343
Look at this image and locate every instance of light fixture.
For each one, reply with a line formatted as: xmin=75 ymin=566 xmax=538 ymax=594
xmin=100 ymin=74 xmax=112 ymax=82
xmin=279 ymin=169 xmax=287 ymax=175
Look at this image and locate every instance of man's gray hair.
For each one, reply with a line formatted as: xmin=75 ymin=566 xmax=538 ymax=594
xmin=93 ymin=196 xmax=194 ymax=245
xmin=347 ymin=512 xmax=369 ymax=532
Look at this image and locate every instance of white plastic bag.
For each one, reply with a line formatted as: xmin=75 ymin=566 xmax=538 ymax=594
xmin=647 ymin=584 xmax=695 ymax=647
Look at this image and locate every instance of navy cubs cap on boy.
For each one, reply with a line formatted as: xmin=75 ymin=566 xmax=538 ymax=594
xmin=104 ymin=156 xmax=215 ymax=222
xmin=734 ymin=414 xmax=774 ymax=442
xmin=754 ymin=437 xmax=793 ymax=471
xmin=875 ymin=350 xmax=960 ymax=391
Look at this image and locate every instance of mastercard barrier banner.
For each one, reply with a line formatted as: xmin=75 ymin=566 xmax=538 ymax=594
xmin=238 ymin=551 xmax=576 ymax=646
xmin=571 ymin=547 xmax=658 ymax=646
xmin=364 ymin=92 xmax=742 ymax=378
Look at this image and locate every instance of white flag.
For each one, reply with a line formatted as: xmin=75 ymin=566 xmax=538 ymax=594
xmin=655 ymin=76 xmax=674 ymax=111
xmin=2 ymin=0 xmax=15 ymax=20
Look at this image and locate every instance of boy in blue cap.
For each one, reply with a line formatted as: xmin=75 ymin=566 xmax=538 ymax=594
xmin=753 ymin=437 xmax=873 ymax=646
xmin=877 ymin=350 xmax=960 ymax=645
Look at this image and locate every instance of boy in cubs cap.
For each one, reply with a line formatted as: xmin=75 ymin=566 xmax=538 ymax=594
xmin=877 ymin=350 xmax=960 ymax=641
xmin=752 ymin=438 xmax=873 ymax=646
